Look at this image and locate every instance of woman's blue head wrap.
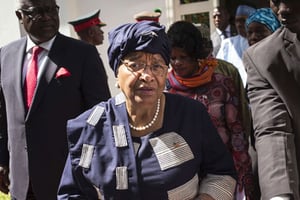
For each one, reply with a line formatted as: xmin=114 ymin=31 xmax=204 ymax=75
xmin=107 ymin=21 xmax=171 ymax=77
xmin=246 ymin=8 xmax=281 ymax=33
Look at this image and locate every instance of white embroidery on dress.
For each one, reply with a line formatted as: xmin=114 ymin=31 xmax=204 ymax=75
xmin=116 ymin=166 xmax=128 ymax=190
xmin=167 ymin=174 xmax=199 ymax=200
xmin=199 ymin=174 xmax=236 ymax=200
xmin=115 ymin=92 xmax=126 ymax=105
xmin=113 ymin=125 xmax=128 ymax=147
xmin=149 ymin=132 xmax=194 ymax=170
xmin=87 ymin=106 xmax=104 ymax=126
xmin=79 ymin=144 xmax=94 ymax=169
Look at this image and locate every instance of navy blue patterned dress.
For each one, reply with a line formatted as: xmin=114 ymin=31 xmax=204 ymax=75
xmin=58 ymin=93 xmax=236 ymax=200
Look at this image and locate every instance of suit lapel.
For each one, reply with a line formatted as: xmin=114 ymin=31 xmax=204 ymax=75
xmin=282 ymin=29 xmax=300 ymax=85
xmin=12 ymin=38 xmax=28 ymax=114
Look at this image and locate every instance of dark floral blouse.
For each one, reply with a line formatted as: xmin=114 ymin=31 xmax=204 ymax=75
xmin=167 ymin=70 xmax=254 ymax=199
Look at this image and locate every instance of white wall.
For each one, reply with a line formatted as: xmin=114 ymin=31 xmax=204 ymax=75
xmin=0 ymin=1 xmax=22 ymax=47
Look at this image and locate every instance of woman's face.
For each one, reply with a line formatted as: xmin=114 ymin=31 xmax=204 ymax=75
xmin=117 ymin=52 xmax=168 ymax=105
xmin=170 ymin=47 xmax=199 ymax=78
xmin=247 ymin=22 xmax=273 ymax=46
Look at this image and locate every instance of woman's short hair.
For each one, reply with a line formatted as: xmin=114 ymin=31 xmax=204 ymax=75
xmin=167 ymin=21 xmax=206 ymax=59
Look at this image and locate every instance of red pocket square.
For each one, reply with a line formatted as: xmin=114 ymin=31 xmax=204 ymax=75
xmin=56 ymin=67 xmax=71 ymax=78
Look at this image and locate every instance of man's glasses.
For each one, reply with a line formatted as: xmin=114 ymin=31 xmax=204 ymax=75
xmin=120 ymin=59 xmax=167 ymax=76
xmin=18 ymin=5 xmax=59 ymax=21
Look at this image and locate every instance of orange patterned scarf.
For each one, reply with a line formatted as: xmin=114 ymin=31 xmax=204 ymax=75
xmin=171 ymin=58 xmax=218 ymax=88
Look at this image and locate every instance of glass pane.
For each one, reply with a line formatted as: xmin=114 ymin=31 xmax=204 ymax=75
xmin=181 ymin=12 xmax=210 ymax=29
xmin=180 ymin=0 xmax=208 ymax=4
xmin=181 ymin=12 xmax=210 ymax=38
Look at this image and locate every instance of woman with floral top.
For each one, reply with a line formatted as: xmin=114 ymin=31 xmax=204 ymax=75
xmin=166 ymin=20 xmax=254 ymax=200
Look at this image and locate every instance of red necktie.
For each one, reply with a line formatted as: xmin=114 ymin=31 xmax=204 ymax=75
xmin=25 ymin=46 xmax=43 ymax=108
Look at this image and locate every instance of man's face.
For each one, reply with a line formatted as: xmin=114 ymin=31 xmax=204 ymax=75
xmin=270 ymin=0 xmax=279 ymax=18
xmin=16 ymin=0 xmax=60 ymax=44
xmin=235 ymin=16 xmax=247 ymax=37
xmin=271 ymin=0 xmax=300 ymax=34
xmin=91 ymin=25 xmax=104 ymax=46
xmin=213 ymin=7 xmax=230 ymax=31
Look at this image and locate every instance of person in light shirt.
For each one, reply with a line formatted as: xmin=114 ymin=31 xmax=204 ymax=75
xmin=217 ymin=5 xmax=256 ymax=87
xmin=210 ymin=6 xmax=237 ymax=57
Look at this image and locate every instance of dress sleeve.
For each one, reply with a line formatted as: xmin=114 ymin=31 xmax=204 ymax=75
xmin=199 ymin=174 xmax=236 ymax=199
xmin=58 ymin=155 xmax=100 ymax=200
xmin=198 ymin=106 xmax=237 ymax=198
xmin=223 ymin=76 xmax=254 ymax=196
xmin=58 ymin=108 xmax=100 ymax=199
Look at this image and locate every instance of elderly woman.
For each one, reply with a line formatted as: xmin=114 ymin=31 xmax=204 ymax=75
xmin=245 ymin=7 xmax=281 ymax=46
xmin=57 ymin=21 xmax=236 ymax=200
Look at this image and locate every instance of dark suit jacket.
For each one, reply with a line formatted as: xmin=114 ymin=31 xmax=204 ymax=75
xmin=243 ymin=27 xmax=300 ymax=200
xmin=210 ymin=24 xmax=237 ymax=57
xmin=0 ymin=33 xmax=111 ymax=200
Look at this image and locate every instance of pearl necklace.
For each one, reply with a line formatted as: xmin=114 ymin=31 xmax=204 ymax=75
xmin=129 ymin=98 xmax=160 ymax=131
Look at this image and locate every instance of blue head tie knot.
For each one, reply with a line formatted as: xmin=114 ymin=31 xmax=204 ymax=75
xmin=246 ymin=8 xmax=281 ymax=33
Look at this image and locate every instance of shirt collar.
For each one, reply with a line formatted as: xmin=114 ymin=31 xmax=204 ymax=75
xmin=216 ymin=25 xmax=231 ymax=35
xmin=224 ymin=25 xmax=231 ymax=33
xmin=26 ymin=35 xmax=57 ymax=53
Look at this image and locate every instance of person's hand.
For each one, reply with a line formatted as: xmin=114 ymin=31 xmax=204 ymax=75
xmin=0 ymin=165 xmax=9 ymax=194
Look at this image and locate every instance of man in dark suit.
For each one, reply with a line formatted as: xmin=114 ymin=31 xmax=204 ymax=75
xmin=0 ymin=0 xmax=111 ymax=199
xmin=243 ymin=0 xmax=300 ymax=199
xmin=210 ymin=6 xmax=237 ymax=57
